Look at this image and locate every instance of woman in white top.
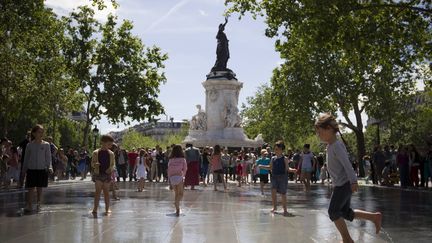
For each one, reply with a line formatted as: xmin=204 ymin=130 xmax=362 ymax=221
xmin=135 ymin=150 xmax=149 ymax=192
xmin=23 ymin=124 xmax=52 ymax=213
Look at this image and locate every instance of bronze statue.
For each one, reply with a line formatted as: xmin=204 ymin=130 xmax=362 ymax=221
xmin=211 ymin=17 xmax=230 ymax=72
xmin=207 ymin=17 xmax=237 ymax=80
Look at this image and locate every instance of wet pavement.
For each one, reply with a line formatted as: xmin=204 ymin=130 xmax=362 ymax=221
xmin=0 ymin=180 xmax=431 ymax=243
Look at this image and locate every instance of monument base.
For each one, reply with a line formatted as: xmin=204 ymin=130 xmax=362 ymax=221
xmin=184 ymin=129 xmax=263 ymax=148
xmin=184 ymin=76 xmax=264 ymax=148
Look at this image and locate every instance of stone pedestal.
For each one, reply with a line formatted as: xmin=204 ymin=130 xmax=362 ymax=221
xmin=184 ymin=77 xmax=263 ymax=148
xmin=203 ymin=79 xmax=242 ymax=132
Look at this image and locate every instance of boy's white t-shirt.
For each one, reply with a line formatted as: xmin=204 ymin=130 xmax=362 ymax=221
xmin=301 ymin=152 xmax=314 ymax=169
xmin=326 ymin=140 xmax=357 ymax=187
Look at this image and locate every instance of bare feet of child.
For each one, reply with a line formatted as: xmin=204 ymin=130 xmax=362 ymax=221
xmin=270 ymin=208 xmax=277 ymax=213
xmin=374 ymin=212 xmax=382 ymax=234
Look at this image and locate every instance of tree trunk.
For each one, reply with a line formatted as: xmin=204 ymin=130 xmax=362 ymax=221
xmin=355 ymin=129 xmax=366 ymax=177
xmin=353 ymin=101 xmax=366 ymax=177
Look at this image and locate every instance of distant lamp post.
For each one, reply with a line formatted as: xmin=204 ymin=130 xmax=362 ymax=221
xmin=372 ymin=121 xmax=381 ymax=146
xmin=170 ymin=117 xmax=174 ymax=134
xmin=92 ymin=126 xmax=99 ymax=150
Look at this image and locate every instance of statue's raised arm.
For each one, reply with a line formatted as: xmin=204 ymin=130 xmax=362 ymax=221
xmin=223 ymin=16 xmax=228 ymax=28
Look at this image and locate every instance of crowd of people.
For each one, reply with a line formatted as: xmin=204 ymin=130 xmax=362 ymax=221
xmin=1 ymin=116 xmax=430 ymax=243
xmin=362 ymin=144 xmax=432 ymax=188
xmin=0 ymin=113 xmax=390 ymax=242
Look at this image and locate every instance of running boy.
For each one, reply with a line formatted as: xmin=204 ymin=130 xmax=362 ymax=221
xmin=259 ymin=141 xmax=297 ymax=216
xmin=315 ymin=113 xmax=382 ymax=243
xmin=91 ymin=135 xmax=115 ymax=216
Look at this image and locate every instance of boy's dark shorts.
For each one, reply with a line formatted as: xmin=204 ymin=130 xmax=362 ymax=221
xmin=259 ymin=174 xmax=269 ymax=184
xmin=271 ymin=174 xmax=288 ymax=194
xmin=328 ymin=182 xmax=355 ymax=221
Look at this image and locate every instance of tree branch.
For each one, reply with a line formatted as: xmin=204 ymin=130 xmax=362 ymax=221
xmin=351 ymin=4 xmax=432 ymax=14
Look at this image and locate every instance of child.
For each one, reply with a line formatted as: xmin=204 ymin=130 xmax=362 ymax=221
xmin=110 ymin=166 xmax=120 ymax=200
xmin=256 ymin=149 xmax=271 ymax=195
xmin=135 ymin=150 xmax=149 ymax=192
xmin=300 ymin=144 xmax=316 ymax=192
xmin=320 ymin=163 xmax=328 ymax=184
xmin=381 ymin=161 xmax=391 ymax=186
xmin=259 ymin=141 xmax=297 ymax=216
xmin=210 ymin=145 xmax=227 ymax=191
xmin=236 ymin=159 xmax=242 ymax=187
xmin=167 ymin=145 xmax=187 ymax=216
xmin=22 ymin=125 xmax=52 ymax=213
xmin=363 ymin=155 xmax=371 ymax=184
xmin=315 ymin=113 xmax=382 ymax=243
xmin=56 ymin=149 xmax=68 ymax=181
xmin=241 ymin=155 xmax=249 ymax=184
xmin=91 ymin=135 xmax=115 ymax=216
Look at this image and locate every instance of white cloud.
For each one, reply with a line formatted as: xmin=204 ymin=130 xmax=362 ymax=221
xmin=45 ymin=0 xmax=116 ymax=21
xmin=199 ymin=9 xmax=208 ymax=16
xmin=146 ymin=0 xmax=191 ymax=32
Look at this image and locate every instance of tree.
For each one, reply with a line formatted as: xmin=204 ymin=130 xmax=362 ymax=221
xmin=121 ymin=130 xmax=157 ymax=150
xmin=240 ymin=84 xmax=314 ymax=147
xmin=0 ymin=0 xmax=82 ymax=142
xmin=64 ymin=6 xmax=168 ymax=147
xmin=227 ymin=0 xmax=432 ymax=162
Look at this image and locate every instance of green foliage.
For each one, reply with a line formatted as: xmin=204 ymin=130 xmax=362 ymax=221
xmin=0 ymin=0 xmax=82 ymax=141
xmin=0 ymin=1 xmax=167 ymax=149
xmin=58 ymin=119 xmax=85 ymax=149
xmin=121 ymin=130 xmax=157 ymax=150
xmin=91 ymin=0 xmax=118 ymax=10
xmin=241 ymin=84 xmax=314 ymax=148
xmin=228 ymin=0 xmax=432 ymax=161
xmin=120 ymin=123 xmax=189 ymax=150
xmin=64 ymin=6 xmax=168 ymax=146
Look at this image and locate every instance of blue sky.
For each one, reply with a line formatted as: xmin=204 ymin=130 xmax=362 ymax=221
xmin=45 ymin=0 xmax=426 ymax=135
xmin=45 ymin=0 xmax=281 ymax=134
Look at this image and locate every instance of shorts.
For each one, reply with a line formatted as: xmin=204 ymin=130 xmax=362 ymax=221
xmin=328 ymin=182 xmax=355 ymax=221
xmin=223 ymin=167 xmax=229 ymax=174
xmin=92 ymin=173 xmax=112 ymax=183
xmin=259 ymin=174 xmax=269 ymax=184
xmin=213 ymin=169 xmax=224 ymax=174
xmin=302 ymin=168 xmax=313 ymax=173
xmin=271 ymin=174 xmax=288 ymax=194
xmin=170 ymin=175 xmax=183 ymax=186
xmin=26 ymin=169 xmax=48 ymax=188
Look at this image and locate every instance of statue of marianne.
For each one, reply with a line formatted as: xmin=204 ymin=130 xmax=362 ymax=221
xmin=211 ymin=17 xmax=230 ymax=72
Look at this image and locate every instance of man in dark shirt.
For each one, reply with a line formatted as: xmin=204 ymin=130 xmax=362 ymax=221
xmin=18 ymin=132 xmax=31 ymax=188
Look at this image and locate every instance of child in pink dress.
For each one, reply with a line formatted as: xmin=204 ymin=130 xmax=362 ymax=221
xmin=168 ymin=145 xmax=187 ymax=216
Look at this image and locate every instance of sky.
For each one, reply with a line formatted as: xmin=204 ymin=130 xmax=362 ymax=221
xmin=45 ymin=0 xmax=281 ymax=134
xmin=44 ymin=0 xmax=425 ymax=135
